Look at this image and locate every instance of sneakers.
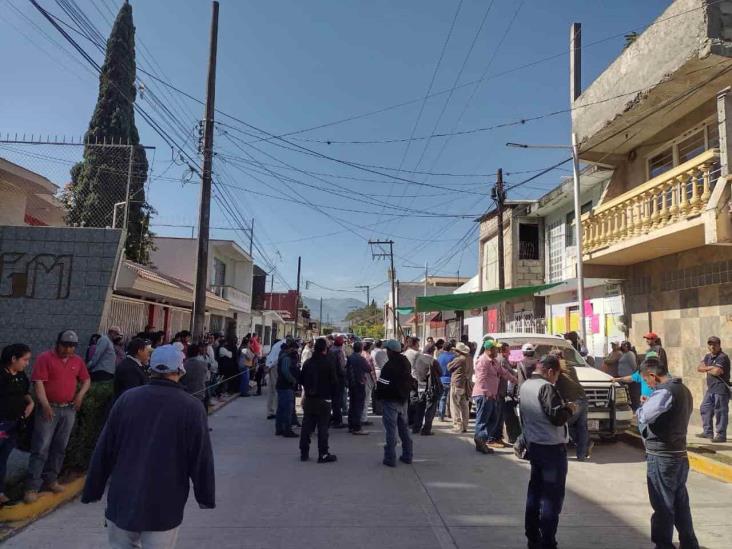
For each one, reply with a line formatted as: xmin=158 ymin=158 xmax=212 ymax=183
xmin=23 ymin=490 xmax=39 ymax=504
xmin=351 ymin=430 xmax=369 ymax=436
xmin=399 ymin=456 xmax=413 ymax=465
xmin=318 ymin=453 xmax=337 ymax=463
xmin=46 ymin=482 xmax=65 ymax=494
xmin=712 ymin=435 xmax=727 ymax=443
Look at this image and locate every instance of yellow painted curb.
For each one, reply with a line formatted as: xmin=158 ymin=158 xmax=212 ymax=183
xmin=0 ymin=476 xmax=86 ymax=523
xmin=688 ymin=452 xmax=732 ymax=484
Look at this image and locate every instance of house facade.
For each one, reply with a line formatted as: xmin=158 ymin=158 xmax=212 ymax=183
xmin=572 ymin=0 xmax=732 ymax=401
xmin=0 ymin=157 xmax=65 ymax=227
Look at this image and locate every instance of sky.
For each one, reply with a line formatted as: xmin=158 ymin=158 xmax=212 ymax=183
xmin=0 ymin=0 xmax=672 ymax=304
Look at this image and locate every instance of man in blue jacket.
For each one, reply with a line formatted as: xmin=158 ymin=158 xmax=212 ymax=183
xmin=82 ymin=344 xmax=215 ymax=547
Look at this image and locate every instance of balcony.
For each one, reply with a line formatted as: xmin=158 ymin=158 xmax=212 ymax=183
xmin=211 ymin=284 xmax=252 ymax=313
xmin=581 ymin=149 xmax=725 ymax=265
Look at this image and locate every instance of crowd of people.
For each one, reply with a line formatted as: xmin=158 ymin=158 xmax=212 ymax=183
xmin=0 ymin=325 xmax=729 ymax=548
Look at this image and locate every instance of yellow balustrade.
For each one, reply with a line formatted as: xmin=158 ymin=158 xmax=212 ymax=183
xmin=581 ymin=149 xmax=720 ymax=254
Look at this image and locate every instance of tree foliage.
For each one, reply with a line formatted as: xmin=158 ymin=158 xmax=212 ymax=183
xmin=346 ymin=301 xmax=384 ymax=339
xmin=65 ymin=2 xmax=154 ymax=264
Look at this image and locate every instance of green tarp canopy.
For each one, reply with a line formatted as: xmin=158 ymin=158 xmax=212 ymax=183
xmin=415 ymin=283 xmax=563 ymax=313
xmin=395 ymin=306 xmax=415 ymax=315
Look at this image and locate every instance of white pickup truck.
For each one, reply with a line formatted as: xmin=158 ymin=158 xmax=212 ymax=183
xmin=477 ymin=333 xmax=634 ymax=439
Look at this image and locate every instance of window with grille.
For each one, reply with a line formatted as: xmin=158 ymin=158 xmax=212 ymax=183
xmin=483 ymin=239 xmax=498 ymax=290
xmin=677 ymin=130 xmax=705 ymax=164
xmin=648 ymin=147 xmax=673 ymax=178
xmin=547 ymin=219 xmax=564 ymax=283
xmin=646 ymin=117 xmax=719 ymax=179
xmin=519 ymin=224 xmax=539 ymax=260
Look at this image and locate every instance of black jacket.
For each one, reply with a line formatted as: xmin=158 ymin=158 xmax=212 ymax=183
xmin=300 ymin=353 xmax=338 ymax=400
xmin=276 ymin=351 xmax=300 ymax=390
xmin=375 ymin=353 xmax=412 ymax=403
xmin=639 ymin=377 xmax=693 ymax=456
xmin=113 ymin=357 xmax=147 ymax=399
xmin=82 ymin=379 xmax=215 ymax=531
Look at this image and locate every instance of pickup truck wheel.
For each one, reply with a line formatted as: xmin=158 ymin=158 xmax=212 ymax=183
xmin=599 ymin=434 xmax=617 ymax=443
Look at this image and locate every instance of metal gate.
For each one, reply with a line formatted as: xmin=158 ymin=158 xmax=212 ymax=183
xmin=104 ymin=297 xmax=148 ymax=337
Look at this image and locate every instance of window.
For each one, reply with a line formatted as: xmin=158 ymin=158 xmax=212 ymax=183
xmin=546 ymin=219 xmax=564 ymax=283
xmin=646 ymin=117 xmax=719 ymax=179
xmin=565 ymin=201 xmax=593 ymax=247
xmin=483 ymin=239 xmax=498 ymax=290
xmin=519 ymin=224 xmax=539 ymax=260
xmin=264 ymin=325 xmax=272 ymax=346
xmin=213 ymin=258 xmax=226 ymax=286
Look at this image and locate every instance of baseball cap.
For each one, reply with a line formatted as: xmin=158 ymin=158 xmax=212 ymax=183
xmin=644 ymin=331 xmax=658 ymax=340
xmin=521 ymin=343 xmax=535 ymax=354
xmin=483 ymin=339 xmax=496 ymax=350
xmin=149 ymin=344 xmax=185 ymax=374
xmin=540 ymin=354 xmax=560 ymax=370
xmin=645 ymin=350 xmax=659 ymax=359
xmin=384 ymin=339 xmax=401 ymax=352
xmin=707 ymin=336 xmax=721 ymax=345
xmin=57 ymin=330 xmax=79 ymax=345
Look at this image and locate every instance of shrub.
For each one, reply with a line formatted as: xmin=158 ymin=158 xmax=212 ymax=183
xmin=63 ymin=381 xmax=115 ymax=471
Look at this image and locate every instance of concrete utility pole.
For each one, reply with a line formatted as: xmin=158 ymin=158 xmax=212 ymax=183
xmin=423 ymin=261 xmax=428 ymax=342
xmin=369 ymin=240 xmax=397 ymax=339
xmin=294 ymin=256 xmax=301 ymax=338
xmin=492 ymin=169 xmax=506 ymax=331
xmin=319 ymin=296 xmax=323 ymax=335
xmin=192 ymin=1 xmax=220 ymax=340
xmin=356 ymin=285 xmax=370 ymax=306
xmin=249 ymin=218 xmax=254 ymax=258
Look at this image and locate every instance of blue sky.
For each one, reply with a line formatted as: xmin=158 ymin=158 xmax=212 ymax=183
xmin=0 ymin=0 xmax=671 ymax=303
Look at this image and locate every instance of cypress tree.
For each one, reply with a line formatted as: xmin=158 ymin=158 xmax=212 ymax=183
xmin=65 ymin=1 xmax=154 ymax=264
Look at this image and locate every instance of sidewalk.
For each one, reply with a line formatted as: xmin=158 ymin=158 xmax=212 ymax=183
xmin=4 ymin=395 xmax=732 ymax=548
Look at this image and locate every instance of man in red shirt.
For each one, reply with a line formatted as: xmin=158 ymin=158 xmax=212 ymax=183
xmin=24 ymin=330 xmax=90 ymax=503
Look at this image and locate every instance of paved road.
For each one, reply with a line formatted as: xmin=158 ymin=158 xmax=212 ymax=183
xmin=5 ymin=397 xmax=732 ymax=548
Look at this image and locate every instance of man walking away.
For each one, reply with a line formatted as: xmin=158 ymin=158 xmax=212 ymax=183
xmin=447 ymin=342 xmax=473 ymax=433
xmin=436 ymin=342 xmax=455 ymax=421
xmin=638 ymin=357 xmax=699 ymax=549
xmin=25 ymin=330 xmax=91 ymax=503
xmin=265 ymin=338 xmax=283 ymax=419
xmin=299 ymin=338 xmax=338 ymax=463
xmin=113 ymin=338 xmax=151 ymax=400
xmin=361 ymin=341 xmax=377 ymax=425
xmin=346 ymin=341 xmax=371 ymax=435
xmin=697 ymin=336 xmax=730 ymax=443
xmin=182 ymin=343 xmax=210 ymax=410
xmin=555 ymin=353 xmax=592 ymax=461
xmin=82 ymin=344 xmax=215 ymax=548
xmin=329 ymin=336 xmax=347 ymax=428
xmin=473 ymin=341 xmax=516 ymax=454
xmin=375 ymin=340 xmax=414 ymax=467
xmin=87 ymin=326 xmax=124 ymax=382
xmin=520 ymin=355 xmax=576 ymax=549
xmin=410 ymin=350 xmax=434 ymax=434
xmin=276 ymin=340 xmax=300 ymax=438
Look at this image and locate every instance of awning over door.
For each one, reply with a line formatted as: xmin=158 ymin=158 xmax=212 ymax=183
xmin=415 ymin=283 xmax=563 ymax=313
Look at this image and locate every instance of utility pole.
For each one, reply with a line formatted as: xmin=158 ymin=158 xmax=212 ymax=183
xmin=492 ymin=168 xmax=506 ymax=331
xmin=270 ymin=269 xmax=275 ymax=294
xmin=249 ymin=218 xmax=254 ymax=258
xmin=294 ymin=256 xmax=301 ymax=338
xmin=191 ymin=1 xmax=220 ymax=340
xmin=356 ymin=285 xmax=370 ymax=306
xmin=423 ymin=261 xmax=428 ymax=342
xmin=369 ymin=240 xmax=397 ymax=339
xmin=319 ymin=296 xmax=323 ymax=335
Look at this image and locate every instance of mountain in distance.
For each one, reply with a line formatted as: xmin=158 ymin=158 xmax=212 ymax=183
xmin=302 ymin=297 xmax=366 ymax=325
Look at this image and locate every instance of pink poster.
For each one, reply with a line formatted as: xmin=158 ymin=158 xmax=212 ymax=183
xmin=583 ymin=300 xmax=593 ymax=317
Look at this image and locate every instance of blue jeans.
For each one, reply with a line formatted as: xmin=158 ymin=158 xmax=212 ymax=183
xmin=566 ymin=398 xmax=590 ymax=459
xmin=646 ymin=455 xmax=699 ymax=549
xmin=276 ymin=389 xmax=295 ymax=434
xmin=0 ymin=422 xmax=18 ymax=494
xmin=438 ymin=390 xmax=449 ymax=420
xmin=26 ymin=406 xmax=76 ymax=491
xmin=473 ymin=396 xmax=500 ymax=442
xmin=381 ymin=401 xmax=412 ymax=465
xmin=239 ymin=367 xmax=250 ymax=396
xmin=525 ymin=443 xmax=567 ymax=549
xmin=700 ymin=390 xmax=729 ymax=438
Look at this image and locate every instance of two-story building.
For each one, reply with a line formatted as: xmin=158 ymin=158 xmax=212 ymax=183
xmin=149 ymin=236 xmax=253 ymax=339
xmin=262 ymin=290 xmax=310 ymax=338
xmin=573 ymin=0 xmax=732 ymax=401
xmin=0 ymin=157 xmax=65 ymax=227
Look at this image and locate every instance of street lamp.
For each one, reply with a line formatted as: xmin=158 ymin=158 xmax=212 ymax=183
xmin=506 ymin=135 xmax=587 ymax=348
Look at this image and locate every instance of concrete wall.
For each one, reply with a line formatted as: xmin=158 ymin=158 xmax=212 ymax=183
xmin=0 ymin=189 xmax=27 ymax=226
xmin=0 ymin=226 xmax=123 ymax=359
xmin=625 ymin=245 xmax=732 ymax=403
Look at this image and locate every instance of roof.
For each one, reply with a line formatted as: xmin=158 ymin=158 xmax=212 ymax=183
xmin=415 ymin=283 xmax=561 ymax=313
xmin=0 ymin=157 xmax=58 ymax=195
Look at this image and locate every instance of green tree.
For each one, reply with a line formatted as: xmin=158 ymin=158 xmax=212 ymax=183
xmin=65 ymin=1 xmax=154 ymax=263
xmin=346 ymin=302 xmax=384 ymax=339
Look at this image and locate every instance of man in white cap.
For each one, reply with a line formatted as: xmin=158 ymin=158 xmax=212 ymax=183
xmin=88 ymin=325 xmax=125 ymax=382
xmin=25 ymin=330 xmax=90 ymax=503
xmin=82 ymin=344 xmax=215 ymax=547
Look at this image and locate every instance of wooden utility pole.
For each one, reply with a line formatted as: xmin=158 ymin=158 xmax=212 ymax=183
xmin=192 ymin=1 xmax=220 ymax=340
xmin=319 ymin=296 xmax=323 ymax=335
xmin=493 ymin=168 xmax=506 ymax=291
xmin=294 ymin=256 xmax=302 ymax=338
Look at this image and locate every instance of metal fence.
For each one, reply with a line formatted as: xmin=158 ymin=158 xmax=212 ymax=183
xmin=506 ymin=315 xmax=547 ymax=334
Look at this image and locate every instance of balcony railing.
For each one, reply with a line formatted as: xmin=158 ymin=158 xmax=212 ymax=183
xmin=581 ymin=149 xmax=720 ymax=254
xmin=210 ymin=284 xmax=252 ymax=311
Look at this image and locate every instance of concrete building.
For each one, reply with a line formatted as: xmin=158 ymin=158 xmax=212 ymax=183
xmin=150 ymin=236 xmax=253 ymax=339
xmin=477 ymin=201 xmax=544 ymax=332
xmin=262 ymin=290 xmax=310 ymax=338
xmin=573 ymin=0 xmax=732 ymax=401
xmin=0 ymin=157 xmax=65 ymax=227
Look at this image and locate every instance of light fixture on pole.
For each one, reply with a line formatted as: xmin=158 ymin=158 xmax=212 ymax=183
xmin=505 ymin=140 xmax=586 ymax=348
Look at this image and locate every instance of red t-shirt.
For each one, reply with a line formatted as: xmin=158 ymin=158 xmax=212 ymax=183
xmin=31 ymin=350 xmax=89 ymax=404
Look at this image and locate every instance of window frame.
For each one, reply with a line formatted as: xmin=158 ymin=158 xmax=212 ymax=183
xmin=645 ymin=115 xmax=718 ymax=180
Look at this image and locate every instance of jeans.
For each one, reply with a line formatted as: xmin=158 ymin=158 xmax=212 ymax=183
xmin=700 ymin=390 xmax=729 ymax=438
xmin=525 ymin=443 xmax=568 ymax=549
xmin=239 ymin=367 xmax=250 ymax=396
xmin=26 ymin=406 xmax=76 ymax=491
xmin=382 ymin=401 xmax=413 ymax=465
xmin=0 ymin=422 xmax=18 ymax=494
xmin=331 ymin=383 xmax=345 ymax=426
xmin=490 ymin=396 xmax=506 ymax=441
xmin=438 ymin=390 xmax=449 ymax=420
xmin=473 ymin=396 xmax=500 ymax=442
xmin=300 ymin=398 xmax=332 ymax=457
xmin=108 ymin=520 xmax=179 ymax=549
xmin=566 ymin=398 xmax=590 ymax=459
xmin=503 ymin=399 xmax=522 ymax=444
xmin=276 ymin=389 xmax=295 ymax=434
xmin=646 ymin=455 xmax=699 ymax=549
xmin=266 ymin=368 xmax=278 ymax=416
xmin=362 ymin=376 xmax=374 ymax=423
xmin=348 ymin=384 xmax=366 ymax=431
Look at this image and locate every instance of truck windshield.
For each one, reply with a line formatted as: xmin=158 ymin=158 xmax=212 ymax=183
xmin=505 ymin=342 xmax=588 ymax=369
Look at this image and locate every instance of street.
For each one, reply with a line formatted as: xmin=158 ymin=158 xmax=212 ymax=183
xmin=5 ymin=397 xmax=732 ymax=549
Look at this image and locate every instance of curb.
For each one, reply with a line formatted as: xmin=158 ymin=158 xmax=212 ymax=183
xmin=620 ymin=431 xmax=732 ymax=484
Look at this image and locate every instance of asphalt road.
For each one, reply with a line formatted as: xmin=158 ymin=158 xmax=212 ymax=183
xmin=5 ymin=396 xmax=732 ymax=548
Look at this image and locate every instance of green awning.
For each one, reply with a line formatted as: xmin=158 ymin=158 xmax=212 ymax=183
xmin=395 ymin=306 xmax=415 ymax=315
xmin=415 ymin=283 xmax=563 ymax=313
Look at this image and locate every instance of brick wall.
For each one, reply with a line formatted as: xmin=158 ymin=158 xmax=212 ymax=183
xmin=0 ymin=226 xmax=123 ymax=359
